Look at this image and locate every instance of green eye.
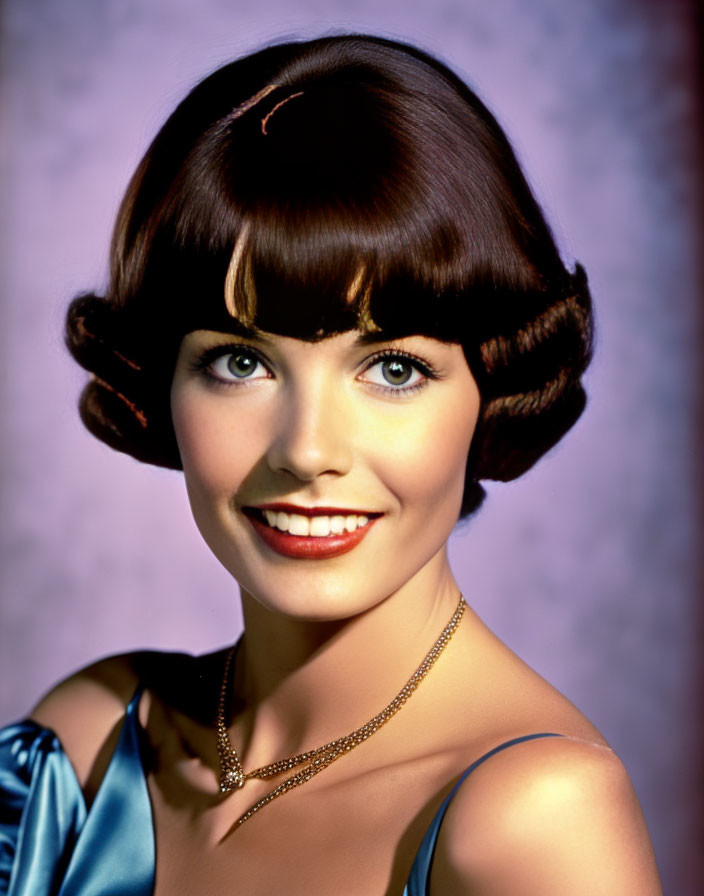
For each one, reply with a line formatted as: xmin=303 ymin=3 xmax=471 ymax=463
xmin=227 ymin=353 xmax=258 ymax=377
xmin=362 ymin=353 xmax=427 ymax=392
xmin=380 ymin=359 xmax=413 ymax=386
xmin=208 ymin=349 xmax=269 ymax=383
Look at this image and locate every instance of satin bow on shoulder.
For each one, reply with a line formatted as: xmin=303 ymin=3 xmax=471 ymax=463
xmin=0 ymin=690 xmax=154 ymax=896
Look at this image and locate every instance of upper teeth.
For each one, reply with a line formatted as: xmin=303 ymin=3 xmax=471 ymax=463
xmin=262 ymin=511 xmax=370 ymax=537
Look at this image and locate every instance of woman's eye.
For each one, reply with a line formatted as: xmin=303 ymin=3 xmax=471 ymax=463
xmin=362 ymin=356 xmax=426 ymax=390
xmin=208 ymin=351 xmax=269 ymax=382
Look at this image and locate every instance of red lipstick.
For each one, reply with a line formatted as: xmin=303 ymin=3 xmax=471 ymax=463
xmin=253 ymin=503 xmax=376 ymax=517
xmin=244 ymin=505 xmax=380 ymax=559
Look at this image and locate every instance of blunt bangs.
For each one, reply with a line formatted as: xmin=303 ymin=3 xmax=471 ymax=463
xmin=112 ymin=36 xmax=563 ymax=350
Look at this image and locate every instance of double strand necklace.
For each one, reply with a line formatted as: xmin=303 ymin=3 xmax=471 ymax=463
xmin=216 ymin=594 xmax=466 ymax=827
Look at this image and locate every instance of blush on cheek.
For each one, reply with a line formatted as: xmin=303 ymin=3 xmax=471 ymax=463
xmin=430 ymin=405 xmax=478 ymax=520
xmin=384 ymin=405 xmax=476 ymax=527
xmin=171 ymin=392 xmax=271 ymax=556
xmin=172 ymin=394 xmax=242 ymax=482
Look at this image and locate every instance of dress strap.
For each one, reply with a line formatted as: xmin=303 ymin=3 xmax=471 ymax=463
xmin=403 ymin=733 xmax=563 ymax=896
xmin=57 ymin=683 xmax=154 ymax=896
xmin=125 ymin=684 xmax=145 ymax=718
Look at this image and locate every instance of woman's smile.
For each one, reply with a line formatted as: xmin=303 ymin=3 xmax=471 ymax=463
xmin=244 ymin=503 xmax=381 ymax=559
xmin=170 ymin=328 xmax=480 ymax=620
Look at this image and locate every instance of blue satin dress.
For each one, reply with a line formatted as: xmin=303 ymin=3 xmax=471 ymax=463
xmin=0 ymin=689 xmax=559 ymax=895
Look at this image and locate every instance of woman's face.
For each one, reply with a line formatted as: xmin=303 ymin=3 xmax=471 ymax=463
xmin=170 ymin=328 xmax=480 ymax=621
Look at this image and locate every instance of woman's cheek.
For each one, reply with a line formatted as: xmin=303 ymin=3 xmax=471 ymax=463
xmin=173 ymin=390 xmax=259 ymax=491
xmin=369 ymin=392 xmax=478 ymax=519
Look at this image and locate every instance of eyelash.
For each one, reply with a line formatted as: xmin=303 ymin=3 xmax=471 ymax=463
xmin=189 ymin=344 xmax=269 ymax=393
xmin=191 ymin=344 xmax=439 ymax=395
xmin=361 ymin=349 xmax=438 ymax=395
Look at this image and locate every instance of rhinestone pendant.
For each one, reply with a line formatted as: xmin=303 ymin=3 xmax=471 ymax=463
xmin=220 ymin=767 xmax=245 ymax=793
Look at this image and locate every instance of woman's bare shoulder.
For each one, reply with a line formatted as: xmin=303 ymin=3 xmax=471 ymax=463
xmin=29 ymin=650 xmax=199 ymax=791
xmin=31 ymin=654 xmax=141 ymax=724
xmin=431 ymin=735 xmax=662 ymax=895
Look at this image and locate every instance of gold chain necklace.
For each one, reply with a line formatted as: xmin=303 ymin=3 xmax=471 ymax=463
xmin=216 ymin=594 xmax=466 ymax=826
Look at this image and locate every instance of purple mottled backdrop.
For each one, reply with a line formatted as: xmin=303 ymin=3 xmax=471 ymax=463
xmin=0 ymin=0 xmax=701 ymax=892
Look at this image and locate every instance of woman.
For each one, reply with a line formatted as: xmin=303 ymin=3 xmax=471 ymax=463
xmin=0 ymin=34 xmax=661 ymax=894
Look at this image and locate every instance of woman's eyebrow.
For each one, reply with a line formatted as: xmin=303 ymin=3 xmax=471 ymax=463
xmin=186 ymin=323 xmax=268 ymax=344
xmin=353 ymin=331 xmax=453 ymax=349
xmin=354 ymin=331 xmax=413 ymax=347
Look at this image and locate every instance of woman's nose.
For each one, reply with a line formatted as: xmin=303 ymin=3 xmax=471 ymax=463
xmin=266 ymin=381 xmax=354 ymax=482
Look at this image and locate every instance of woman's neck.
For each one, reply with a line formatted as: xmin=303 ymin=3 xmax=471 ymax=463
xmin=229 ymin=551 xmax=461 ymax=771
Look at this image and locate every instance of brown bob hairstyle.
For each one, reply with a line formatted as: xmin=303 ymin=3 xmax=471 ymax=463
xmin=66 ymin=34 xmax=593 ymax=518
